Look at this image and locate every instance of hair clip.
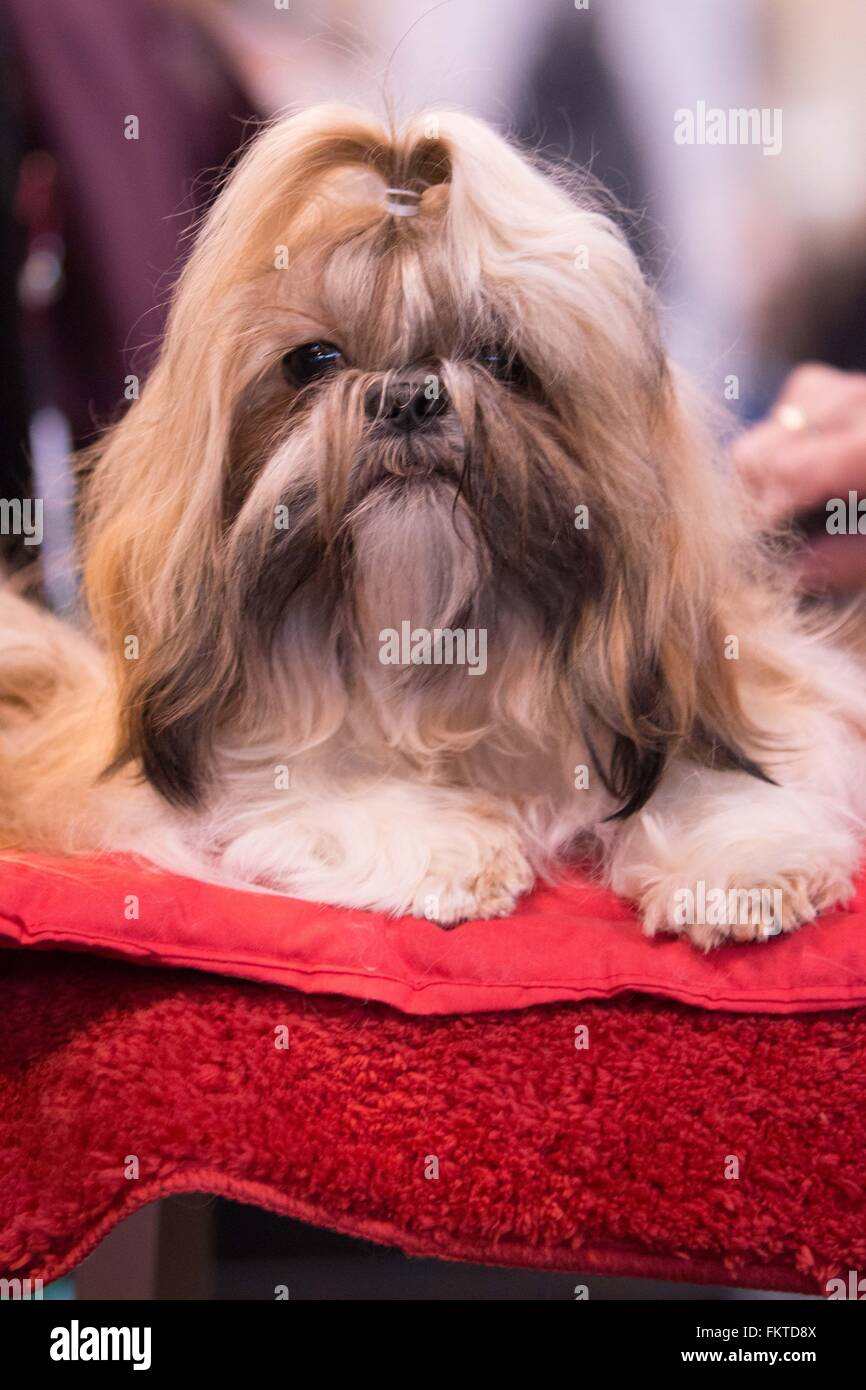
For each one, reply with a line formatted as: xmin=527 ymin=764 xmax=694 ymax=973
xmin=383 ymin=187 xmax=422 ymax=218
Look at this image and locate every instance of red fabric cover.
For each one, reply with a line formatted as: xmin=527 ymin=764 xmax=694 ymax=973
xmin=1 ymin=853 xmax=866 ymax=1016
xmin=1 ymin=950 xmax=864 ymax=1293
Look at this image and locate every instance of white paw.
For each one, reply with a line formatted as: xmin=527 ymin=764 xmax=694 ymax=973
xmin=409 ymin=822 xmax=534 ymax=926
xmin=639 ymin=867 xmax=855 ymax=950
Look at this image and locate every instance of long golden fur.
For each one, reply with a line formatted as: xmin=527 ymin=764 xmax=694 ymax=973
xmin=3 ymin=105 xmax=866 ymax=945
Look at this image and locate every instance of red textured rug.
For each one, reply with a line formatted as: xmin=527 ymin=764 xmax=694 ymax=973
xmin=1 ymin=951 xmax=864 ymax=1293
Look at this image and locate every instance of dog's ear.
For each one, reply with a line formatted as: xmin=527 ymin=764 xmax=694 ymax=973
xmin=88 ymin=521 xmax=241 ymax=806
xmin=574 ymin=366 xmax=777 ymax=819
xmin=581 ymin=599 xmax=773 ymax=822
xmin=80 ymin=283 xmax=244 ymax=805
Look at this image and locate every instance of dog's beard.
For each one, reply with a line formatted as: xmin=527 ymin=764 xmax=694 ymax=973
xmin=350 ymin=479 xmax=482 ymax=643
xmin=346 ymin=391 xmax=484 ymax=645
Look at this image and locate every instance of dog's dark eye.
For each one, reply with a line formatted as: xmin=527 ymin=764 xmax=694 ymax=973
xmin=282 ymin=341 xmax=344 ymax=385
xmin=475 ymin=344 xmax=527 ymax=387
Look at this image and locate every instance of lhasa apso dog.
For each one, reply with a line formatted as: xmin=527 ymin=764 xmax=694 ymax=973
xmin=3 ymin=105 xmax=866 ymax=948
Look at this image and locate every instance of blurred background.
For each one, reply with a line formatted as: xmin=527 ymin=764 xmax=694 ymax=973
xmin=2 ymin=0 xmax=866 ymax=602
xmin=4 ymin=0 xmax=862 ymax=1301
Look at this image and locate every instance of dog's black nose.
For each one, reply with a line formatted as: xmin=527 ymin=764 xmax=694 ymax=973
xmin=366 ymin=377 xmax=449 ymax=432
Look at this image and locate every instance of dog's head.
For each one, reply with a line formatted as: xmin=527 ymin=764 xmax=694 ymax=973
xmin=84 ymin=105 xmax=766 ymax=810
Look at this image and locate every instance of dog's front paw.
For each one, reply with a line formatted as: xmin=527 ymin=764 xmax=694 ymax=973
xmin=410 ymin=823 xmax=534 ymax=927
xmin=639 ymin=867 xmax=854 ymax=950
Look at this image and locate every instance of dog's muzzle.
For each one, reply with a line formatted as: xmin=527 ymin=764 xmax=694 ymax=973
xmin=365 ymin=373 xmax=450 ymax=435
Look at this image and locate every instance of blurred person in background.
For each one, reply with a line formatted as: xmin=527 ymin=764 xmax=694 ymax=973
xmin=0 ymin=0 xmax=255 ymax=600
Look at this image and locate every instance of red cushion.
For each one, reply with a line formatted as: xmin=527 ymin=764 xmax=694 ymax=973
xmin=1 ymin=853 xmax=866 ymax=1014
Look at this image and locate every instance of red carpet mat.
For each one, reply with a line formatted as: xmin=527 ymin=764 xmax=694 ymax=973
xmin=1 ymin=951 xmax=864 ymax=1293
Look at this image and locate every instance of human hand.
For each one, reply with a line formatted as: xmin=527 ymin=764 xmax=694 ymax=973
xmin=733 ymin=364 xmax=866 ymax=590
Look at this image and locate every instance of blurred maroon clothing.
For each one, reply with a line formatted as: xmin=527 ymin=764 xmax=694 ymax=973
xmin=3 ymin=0 xmax=256 ymax=440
